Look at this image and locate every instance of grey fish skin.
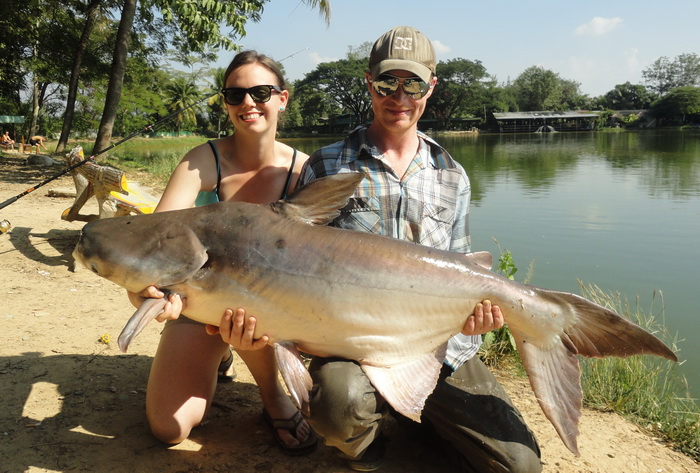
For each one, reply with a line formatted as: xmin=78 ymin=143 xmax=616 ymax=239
xmin=73 ymin=173 xmax=677 ymax=456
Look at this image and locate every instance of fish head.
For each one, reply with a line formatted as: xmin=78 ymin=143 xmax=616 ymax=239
xmin=73 ymin=211 xmax=209 ymax=292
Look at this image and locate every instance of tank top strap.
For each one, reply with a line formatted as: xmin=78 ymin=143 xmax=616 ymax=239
xmin=280 ymin=148 xmax=298 ymax=200
xmin=206 ymin=140 xmax=222 ymax=199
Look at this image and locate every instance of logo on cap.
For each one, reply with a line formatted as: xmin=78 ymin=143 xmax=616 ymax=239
xmin=393 ymin=36 xmax=413 ymax=51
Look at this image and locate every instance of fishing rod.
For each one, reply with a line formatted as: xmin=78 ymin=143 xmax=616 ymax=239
xmin=278 ymin=47 xmax=309 ymax=63
xmin=0 ymin=92 xmax=218 ymax=211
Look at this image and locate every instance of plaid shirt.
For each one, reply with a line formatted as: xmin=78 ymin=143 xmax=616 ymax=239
xmin=299 ymin=126 xmax=481 ymax=369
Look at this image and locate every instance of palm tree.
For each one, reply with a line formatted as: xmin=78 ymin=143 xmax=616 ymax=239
xmin=207 ymin=67 xmax=228 ymax=137
xmin=163 ymin=76 xmax=201 ymax=134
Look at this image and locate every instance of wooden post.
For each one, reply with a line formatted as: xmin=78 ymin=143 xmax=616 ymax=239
xmin=61 ymin=146 xmax=130 ymax=221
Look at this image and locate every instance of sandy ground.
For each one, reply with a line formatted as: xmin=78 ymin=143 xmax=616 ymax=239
xmin=1 ymin=151 xmax=698 ymax=473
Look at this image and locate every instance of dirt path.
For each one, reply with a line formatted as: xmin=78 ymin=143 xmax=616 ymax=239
xmin=1 ymin=152 xmax=697 ymax=472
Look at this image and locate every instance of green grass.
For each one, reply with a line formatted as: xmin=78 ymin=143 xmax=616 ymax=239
xmin=68 ymin=136 xmax=206 ymax=186
xmin=578 ymin=284 xmax=699 ymax=460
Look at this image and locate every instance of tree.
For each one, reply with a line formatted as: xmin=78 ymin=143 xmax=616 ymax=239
xmin=299 ymin=57 xmax=372 ymax=127
xmin=429 ymin=58 xmax=488 ymax=129
xmin=649 ymin=86 xmax=700 ymax=124
xmin=207 ymin=67 xmax=228 ymax=136
xmin=293 ymin=80 xmax=340 ymax=128
xmin=599 ymin=82 xmax=653 ymax=110
xmin=643 ymin=53 xmax=700 ymax=98
xmin=511 ymin=66 xmax=587 ymax=111
xmin=92 ymin=0 xmax=137 ymax=153
xmin=163 ymin=75 xmax=201 ymax=133
xmin=56 ymin=0 xmax=106 ymax=153
xmin=512 ymin=66 xmax=561 ymax=111
xmin=114 ymin=57 xmax=169 ymax=136
xmin=558 ymin=78 xmax=589 ymax=110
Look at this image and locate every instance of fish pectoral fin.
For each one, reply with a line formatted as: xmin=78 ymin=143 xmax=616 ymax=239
xmin=117 ymin=297 xmax=168 ymax=353
xmin=360 ymin=345 xmax=446 ymax=423
xmin=515 ymin=336 xmax=582 ymax=456
xmin=272 ymin=173 xmax=365 ymax=225
xmin=273 ymin=341 xmax=312 ymax=416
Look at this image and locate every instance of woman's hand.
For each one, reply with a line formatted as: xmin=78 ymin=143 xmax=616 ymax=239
xmin=205 ymin=308 xmax=269 ymax=350
xmin=126 ymin=286 xmax=184 ymax=323
xmin=461 ymin=300 xmax=504 ymax=336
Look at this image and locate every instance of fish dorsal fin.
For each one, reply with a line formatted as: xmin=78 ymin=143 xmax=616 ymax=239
xmin=270 ymin=173 xmax=364 ymax=225
xmin=273 ymin=341 xmax=313 ymax=415
xmin=360 ymin=343 xmax=447 ymax=422
xmin=464 ymin=251 xmax=493 ymax=270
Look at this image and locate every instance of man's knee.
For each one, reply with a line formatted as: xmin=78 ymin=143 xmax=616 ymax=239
xmin=307 ymin=358 xmax=385 ymax=441
xmin=500 ymin=444 xmax=542 ymax=473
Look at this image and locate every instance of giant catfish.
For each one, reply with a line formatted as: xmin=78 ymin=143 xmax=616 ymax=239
xmin=72 ymin=173 xmax=677 ymax=455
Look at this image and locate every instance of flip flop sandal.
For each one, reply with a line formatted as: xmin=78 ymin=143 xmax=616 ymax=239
xmin=217 ymin=348 xmax=237 ymax=383
xmin=262 ymin=408 xmax=318 ymax=456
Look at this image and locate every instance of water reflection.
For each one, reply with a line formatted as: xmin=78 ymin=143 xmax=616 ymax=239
xmin=442 ymin=130 xmax=700 ymax=202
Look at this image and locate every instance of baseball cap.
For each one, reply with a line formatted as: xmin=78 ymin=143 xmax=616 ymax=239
xmin=369 ymin=26 xmax=436 ymax=83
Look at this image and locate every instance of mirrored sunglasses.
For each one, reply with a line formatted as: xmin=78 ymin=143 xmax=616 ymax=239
xmin=221 ymin=85 xmax=282 ymax=106
xmin=370 ymin=74 xmax=431 ymax=99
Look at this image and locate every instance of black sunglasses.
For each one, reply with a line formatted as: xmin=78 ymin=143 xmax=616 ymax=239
xmin=221 ymin=85 xmax=282 ymax=106
xmin=370 ymin=74 xmax=431 ymax=99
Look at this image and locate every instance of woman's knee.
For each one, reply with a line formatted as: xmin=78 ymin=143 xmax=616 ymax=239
xmin=147 ymin=413 xmax=192 ymax=445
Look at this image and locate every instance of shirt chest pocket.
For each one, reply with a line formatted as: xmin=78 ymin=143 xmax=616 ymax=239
xmin=334 ymin=197 xmax=382 ymax=234
xmin=407 ymin=202 xmax=455 ymax=249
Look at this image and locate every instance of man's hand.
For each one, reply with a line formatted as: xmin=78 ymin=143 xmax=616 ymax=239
xmin=126 ymin=286 xmax=184 ymax=323
xmin=461 ymin=300 xmax=504 ymax=336
xmin=205 ymin=308 xmax=269 ymax=350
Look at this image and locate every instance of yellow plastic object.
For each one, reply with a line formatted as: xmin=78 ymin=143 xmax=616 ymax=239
xmin=110 ymin=180 xmax=158 ymax=214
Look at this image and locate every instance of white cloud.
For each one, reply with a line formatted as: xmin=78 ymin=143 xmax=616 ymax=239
xmin=431 ymin=40 xmax=451 ymax=55
xmin=308 ymin=52 xmax=338 ymax=66
xmin=575 ymin=17 xmax=623 ymax=37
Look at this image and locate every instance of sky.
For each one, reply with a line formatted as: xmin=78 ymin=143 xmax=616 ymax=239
xmin=212 ymin=0 xmax=700 ymax=98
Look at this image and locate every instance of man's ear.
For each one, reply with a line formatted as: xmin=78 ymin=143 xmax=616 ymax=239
xmin=425 ymin=76 xmax=438 ymax=99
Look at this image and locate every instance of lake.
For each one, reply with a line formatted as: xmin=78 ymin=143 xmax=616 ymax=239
xmin=441 ymin=130 xmax=700 ymax=398
xmin=131 ymin=130 xmax=700 ymax=397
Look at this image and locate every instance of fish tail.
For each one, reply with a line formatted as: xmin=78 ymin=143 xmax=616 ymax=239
xmin=548 ymin=289 xmax=677 ymax=362
xmin=511 ymin=288 xmax=677 ymax=456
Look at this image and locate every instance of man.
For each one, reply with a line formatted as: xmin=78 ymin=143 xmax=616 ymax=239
xmin=297 ymin=26 xmax=542 ymax=472
xmin=28 ymin=135 xmax=48 ymax=152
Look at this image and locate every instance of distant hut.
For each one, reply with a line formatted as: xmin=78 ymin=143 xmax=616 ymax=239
xmin=492 ymin=111 xmax=599 ymax=133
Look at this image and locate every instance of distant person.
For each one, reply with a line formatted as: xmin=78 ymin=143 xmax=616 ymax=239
xmin=2 ymin=131 xmax=14 ymax=150
xmin=28 ymin=135 xmax=48 ymax=152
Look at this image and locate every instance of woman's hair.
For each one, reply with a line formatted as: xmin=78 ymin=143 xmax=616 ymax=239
xmin=223 ymin=50 xmax=287 ymax=90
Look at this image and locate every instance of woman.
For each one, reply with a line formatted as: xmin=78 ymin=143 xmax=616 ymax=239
xmin=127 ymin=50 xmax=316 ymax=455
